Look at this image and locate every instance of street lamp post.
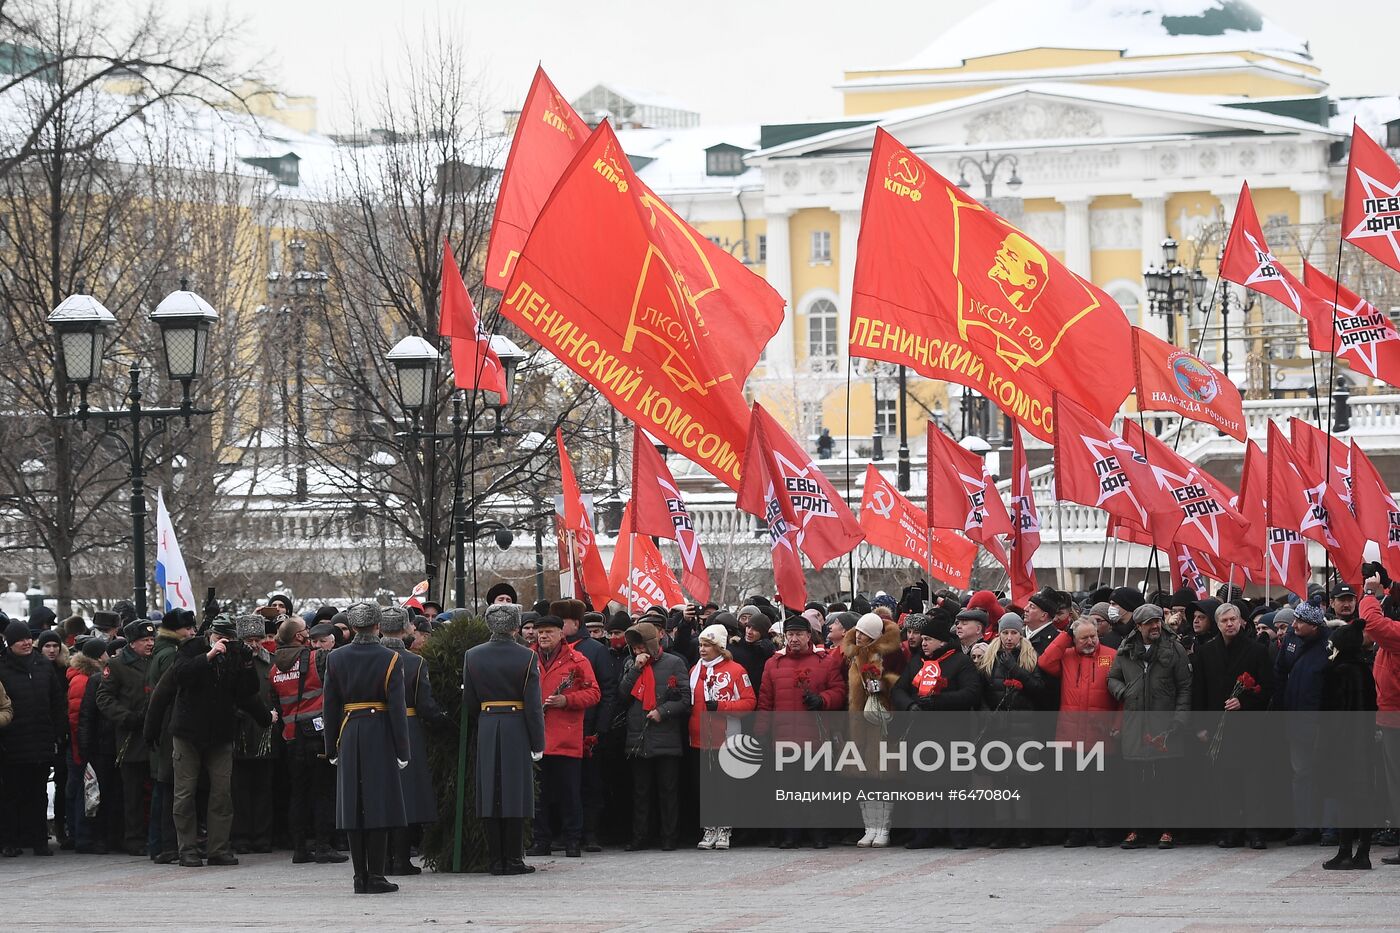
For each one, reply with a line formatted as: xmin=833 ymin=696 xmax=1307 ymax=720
xmin=956 ymin=151 xmax=1023 ymax=201
xmin=47 ymin=285 xmax=219 ymax=617
xmin=385 ymin=333 xmax=526 ymax=609
xmin=267 ymin=240 xmax=329 ymax=502
xmin=1143 ymin=237 xmax=1208 ymax=345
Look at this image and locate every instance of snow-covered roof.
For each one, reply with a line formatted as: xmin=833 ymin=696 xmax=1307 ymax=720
xmin=584 ymin=82 xmax=697 ymax=115
xmin=876 ymin=0 xmax=1311 ymax=72
xmin=616 ymin=124 xmax=762 ymax=194
xmin=1334 ymin=96 xmax=1400 ymax=143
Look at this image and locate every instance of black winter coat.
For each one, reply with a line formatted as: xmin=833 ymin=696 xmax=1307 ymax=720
xmin=78 ymin=672 xmax=118 ymax=761
xmin=0 ymin=649 xmax=66 ymax=763
xmin=891 ymin=646 xmax=983 ymax=712
xmin=1191 ymin=634 xmax=1273 ymax=713
xmin=146 ymin=638 xmax=268 ymax=749
xmin=1320 ymin=629 xmax=1378 ymax=817
xmin=730 ymin=636 xmax=776 ymax=698
xmin=568 ymin=632 xmax=616 ymax=736
xmin=979 ymin=649 xmax=1045 ymax=712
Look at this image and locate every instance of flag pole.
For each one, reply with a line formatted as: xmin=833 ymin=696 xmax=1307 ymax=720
xmin=845 ymin=345 xmax=855 ymax=602
xmin=1055 ymin=500 xmax=1067 ymax=590
xmin=1110 ymin=533 xmax=1121 ymax=589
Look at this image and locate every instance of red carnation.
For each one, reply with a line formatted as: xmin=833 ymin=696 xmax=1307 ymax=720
xmin=861 ymin=663 xmax=882 ymax=679
xmin=1003 ymin=678 xmax=1023 ymax=691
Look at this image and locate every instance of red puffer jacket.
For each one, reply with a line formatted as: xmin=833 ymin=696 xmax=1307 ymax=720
xmin=1038 ymin=630 xmax=1119 ymax=744
xmin=1359 ymin=595 xmax=1400 ymax=728
xmin=755 ymin=644 xmax=846 ymax=744
xmin=536 ymin=641 xmax=601 ymax=757
xmin=688 ymin=656 xmax=756 ymax=749
xmin=67 ymin=654 xmax=103 ymax=764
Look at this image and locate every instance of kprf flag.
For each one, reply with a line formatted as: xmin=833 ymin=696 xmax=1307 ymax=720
xmin=858 ymin=464 xmax=975 ymax=588
xmin=1131 ymin=327 xmax=1245 ymax=441
xmin=1008 ymin=428 xmax=1041 ymax=603
xmin=556 ymin=427 xmax=611 ymax=604
xmin=609 ymin=502 xmax=686 ymax=612
xmin=745 ymin=404 xmax=864 ymax=569
xmin=630 ymin=426 xmax=711 ymax=603
xmin=1349 ymin=440 xmax=1400 ymax=582
xmin=850 ymin=127 xmax=1133 ymax=442
xmin=926 ymin=422 xmax=1011 ymax=570
xmin=1301 ymin=261 xmax=1400 ymax=388
xmin=503 ymin=121 xmax=765 ymax=490
xmin=1220 ymin=182 xmax=1335 ymax=341
xmin=1342 ymin=122 xmax=1400 ymax=275
xmin=736 ymin=407 xmax=807 ymax=609
xmin=439 ymin=241 xmax=508 ymax=401
xmin=490 ymin=67 xmax=780 ymax=392
xmin=155 ymin=489 xmax=195 ymax=613
xmin=1238 ymin=439 xmax=1311 ymax=597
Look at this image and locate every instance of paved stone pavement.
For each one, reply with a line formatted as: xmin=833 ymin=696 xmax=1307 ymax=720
xmin=2 ymin=842 xmax=1397 ymax=931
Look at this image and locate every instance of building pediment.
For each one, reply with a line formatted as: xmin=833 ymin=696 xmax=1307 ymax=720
xmin=751 ymin=84 xmax=1338 ymax=163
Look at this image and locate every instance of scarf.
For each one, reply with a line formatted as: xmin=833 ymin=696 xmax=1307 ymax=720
xmin=690 ymin=655 xmax=723 ymax=693
xmin=631 ymin=655 xmax=658 ymax=711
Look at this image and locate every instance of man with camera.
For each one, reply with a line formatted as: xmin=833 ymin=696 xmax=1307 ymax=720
xmin=145 ymin=615 xmax=270 ymax=867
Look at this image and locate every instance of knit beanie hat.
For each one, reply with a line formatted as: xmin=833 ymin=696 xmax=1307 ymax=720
xmin=1088 ymin=602 xmax=1112 ymax=622
xmin=854 ymin=613 xmax=884 ymax=641
xmin=34 ymin=630 xmax=60 ymax=649
xmin=1273 ymin=606 xmax=1296 ymax=627
xmin=1111 ymin=586 xmax=1146 ymax=613
xmin=698 ymin=624 xmax=729 ymax=646
xmin=79 ymin=636 xmax=108 ymax=660
xmin=1294 ymin=603 xmax=1325 ymax=628
xmin=484 ymin=603 xmax=522 ymax=636
xmin=997 ymin=612 xmax=1025 ymax=633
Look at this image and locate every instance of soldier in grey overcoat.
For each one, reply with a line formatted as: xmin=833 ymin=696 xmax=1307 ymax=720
xmin=462 ymin=602 xmax=545 ymax=875
xmin=323 ymin=603 xmax=410 ymax=894
xmin=378 ymin=606 xmax=445 ymax=875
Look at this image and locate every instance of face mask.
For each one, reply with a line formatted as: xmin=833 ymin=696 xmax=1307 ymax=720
xmin=609 ymin=634 xmax=627 ymax=649
xmin=1107 ymin=606 xmax=1121 ymax=622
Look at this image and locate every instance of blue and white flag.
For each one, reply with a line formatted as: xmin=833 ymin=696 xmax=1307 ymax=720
xmin=155 ymin=489 xmax=195 ymax=613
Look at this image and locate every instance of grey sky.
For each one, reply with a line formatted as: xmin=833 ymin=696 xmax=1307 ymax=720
xmin=195 ymin=1 xmax=1400 ymax=134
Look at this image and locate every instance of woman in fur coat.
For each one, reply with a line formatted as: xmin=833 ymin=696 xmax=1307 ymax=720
xmin=842 ymin=613 xmax=904 ymax=847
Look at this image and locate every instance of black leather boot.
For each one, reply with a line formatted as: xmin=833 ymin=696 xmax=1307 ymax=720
xmin=386 ymin=829 xmax=420 ymax=875
xmin=503 ymin=818 xmax=535 ymax=875
xmin=484 ymin=818 xmax=505 ymax=875
xmin=348 ymin=831 xmax=368 ymax=894
xmin=363 ymin=830 xmax=399 ymax=894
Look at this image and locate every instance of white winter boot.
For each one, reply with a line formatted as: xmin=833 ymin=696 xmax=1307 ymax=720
xmin=871 ymin=801 xmax=892 ymax=848
xmin=698 ymin=827 xmax=717 ymax=849
xmin=714 ymin=827 xmax=731 ymax=850
xmin=856 ymin=801 xmax=877 ymax=847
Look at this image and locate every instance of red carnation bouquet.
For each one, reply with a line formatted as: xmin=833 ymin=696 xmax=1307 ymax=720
xmin=1209 ymin=672 xmax=1262 ymax=760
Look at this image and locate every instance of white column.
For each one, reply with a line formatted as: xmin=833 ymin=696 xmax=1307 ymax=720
xmin=1297 ymin=188 xmax=1326 ymax=262
xmin=762 ymin=211 xmax=793 ymax=376
xmin=1059 ymin=197 xmax=1091 ymax=278
xmin=1138 ymin=194 xmax=1168 ymax=339
xmin=1213 ymin=188 xmax=1240 ymax=226
xmin=837 ymin=208 xmax=860 ymax=369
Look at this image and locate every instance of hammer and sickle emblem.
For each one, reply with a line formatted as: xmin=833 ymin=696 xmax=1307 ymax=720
xmin=870 ymin=487 xmax=896 ymax=520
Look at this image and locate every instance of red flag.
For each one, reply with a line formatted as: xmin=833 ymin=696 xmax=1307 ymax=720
xmin=439 ymin=241 xmax=509 ymax=402
xmin=747 ymin=404 xmax=863 ymax=569
xmin=608 ymin=502 xmax=686 ymax=612
xmin=1168 ymin=543 xmax=1210 ymax=599
xmin=926 ymin=423 xmax=1012 ymax=569
xmin=849 ymin=127 xmax=1133 ymax=442
xmin=858 ymin=464 xmax=976 ymax=588
xmin=1289 ymin=417 xmax=1354 ymax=512
xmin=1341 ymin=122 xmax=1400 ymax=275
xmin=556 ymin=427 xmax=612 ymax=604
xmin=736 ymin=411 xmax=806 ymax=609
xmin=1131 ymin=326 xmax=1244 ymax=441
xmin=1238 ymin=439 xmax=1311 ymax=597
xmin=630 ymin=427 xmax=711 ymax=602
xmin=1121 ymin=420 xmax=1258 ymax=569
xmin=1301 ymin=261 xmax=1400 ymax=388
xmin=1053 ymin=392 xmax=1182 ymax=541
xmin=1349 ymin=441 xmax=1400 ymax=582
xmin=486 ymin=67 xmax=593 ymax=290
xmin=489 ymin=69 xmax=780 ymax=384
xmin=1267 ymin=421 xmax=1364 ymax=585
xmin=1220 ymin=182 xmax=1335 ymax=340
xmin=1008 ymin=428 xmax=1041 ymax=604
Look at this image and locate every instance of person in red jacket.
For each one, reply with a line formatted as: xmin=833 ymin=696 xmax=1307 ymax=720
xmin=1358 ymin=572 xmax=1400 ymax=866
xmin=65 ymin=638 xmax=106 ymax=853
xmin=690 ymin=624 xmax=756 ymax=851
xmin=528 ymin=615 xmax=600 ymax=859
xmin=1038 ymin=616 xmax=1121 ymax=847
xmin=757 ymin=614 xmax=845 ymax=849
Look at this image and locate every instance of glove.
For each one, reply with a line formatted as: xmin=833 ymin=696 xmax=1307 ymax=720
xmin=397 ymin=759 xmax=409 ymax=770
xmin=802 ymin=691 xmax=824 ymax=711
xmin=328 ymin=758 xmax=337 ymax=766
xmin=530 ymin=751 xmax=543 ymax=762
xmin=705 ymin=699 xmax=719 ymax=712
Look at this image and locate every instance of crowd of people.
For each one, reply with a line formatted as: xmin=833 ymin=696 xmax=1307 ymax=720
xmin=1 ymin=566 xmax=1399 ymax=889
